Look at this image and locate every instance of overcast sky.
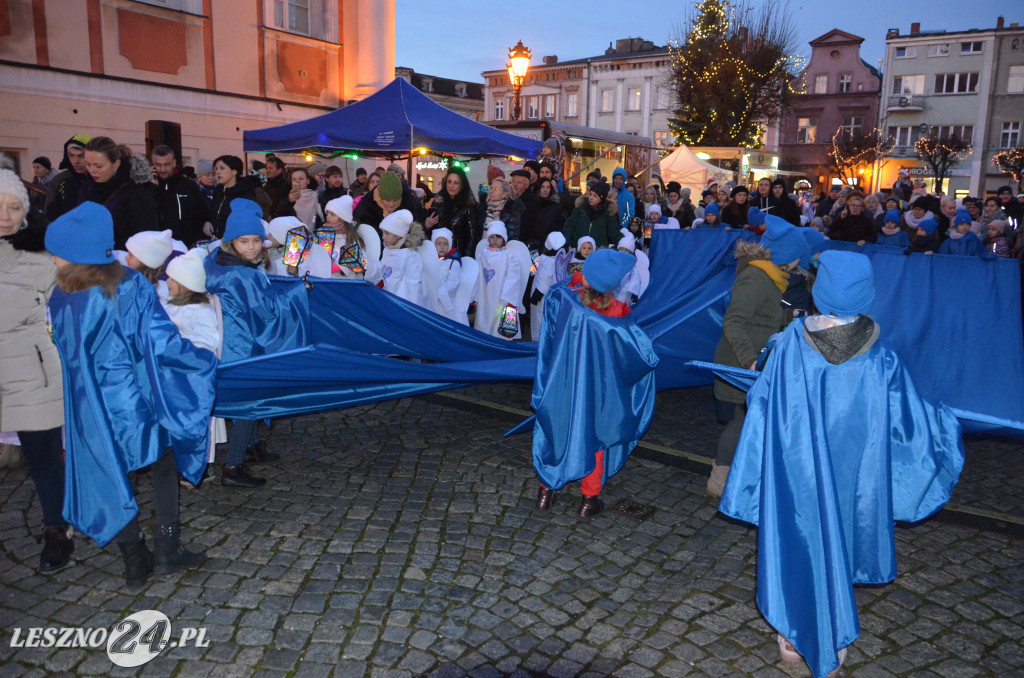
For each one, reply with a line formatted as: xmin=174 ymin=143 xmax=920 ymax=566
xmin=395 ymin=0 xmax=1022 ymax=83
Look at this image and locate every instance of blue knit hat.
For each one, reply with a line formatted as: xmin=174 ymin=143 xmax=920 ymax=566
xmin=813 ymin=250 xmax=875 ymax=317
xmin=747 ymin=206 xmax=766 ymax=228
xmin=704 ymin=203 xmax=721 ymax=217
xmin=799 ymin=227 xmax=826 ymax=269
xmin=760 ymin=214 xmax=809 ymax=266
xmin=45 ymin=202 xmax=114 ymax=264
xmin=223 ymin=199 xmax=265 ymax=243
xmin=953 ymin=209 xmax=972 ymax=227
xmin=917 ymin=217 xmax=938 ymax=236
xmin=884 ymin=209 xmax=901 ymax=224
xmin=583 ymin=248 xmax=636 ymax=293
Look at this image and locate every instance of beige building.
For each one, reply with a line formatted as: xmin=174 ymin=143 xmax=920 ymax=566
xmin=0 ymin=0 xmax=394 ymax=175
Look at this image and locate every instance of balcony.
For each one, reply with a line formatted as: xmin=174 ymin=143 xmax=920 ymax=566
xmin=886 ymin=95 xmax=924 ymax=112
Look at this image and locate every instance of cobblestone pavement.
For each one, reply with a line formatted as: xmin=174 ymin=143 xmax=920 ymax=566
xmin=1 ymin=384 xmax=1022 ymax=678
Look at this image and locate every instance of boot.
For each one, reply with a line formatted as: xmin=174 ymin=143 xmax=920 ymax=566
xmin=578 ymin=494 xmax=605 ymax=519
xmin=154 ymin=522 xmax=208 ymax=574
xmin=706 ymin=463 xmax=730 ymax=499
xmin=116 ymin=532 xmax=154 ymax=589
xmin=244 ymin=440 xmax=280 ymax=464
xmin=39 ymin=525 xmax=74 ymax=573
xmin=535 ymin=486 xmax=556 ymax=512
xmin=221 ymin=464 xmax=267 ymax=488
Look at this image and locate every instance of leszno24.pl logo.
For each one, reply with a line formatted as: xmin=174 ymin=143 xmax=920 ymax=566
xmin=8 ymin=610 xmax=209 ymax=667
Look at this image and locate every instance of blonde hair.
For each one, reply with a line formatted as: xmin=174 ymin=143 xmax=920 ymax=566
xmin=579 ymin=286 xmax=612 ymax=311
xmin=221 ymin=238 xmax=272 ymax=271
xmin=56 ymin=262 xmax=126 ymax=298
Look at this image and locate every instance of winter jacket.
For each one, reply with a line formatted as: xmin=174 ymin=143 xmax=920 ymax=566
xmin=78 ymin=161 xmax=159 ymax=249
xmin=536 ymin=200 xmax=566 ymax=242
xmin=146 ymin=173 xmax=212 ymax=246
xmin=210 ymin=179 xmax=258 ymax=238
xmin=720 ymin=201 xmax=750 ymax=229
xmin=348 ymin=178 xmax=369 ymax=199
xmin=828 ymin=213 xmax=877 ymax=243
xmin=477 ymin=196 xmax=526 ymax=243
xmin=713 ymin=240 xmax=789 ymax=404
xmin=562 ymin=197 xmax=621 ymax=248
xmin=431 ymin=191 xmax=479 ymax=257
xmin=0 ymin=214 xmax=63 ymax=432
xmin=264 ymin=174 xmax=291 ymax=216
xmin=612 ymin=168 xmax=635 ymax=227
xmin=353 ymin=187 xmax=425 ymax=234
xmin=318 ymin=184 xmax=349 ymax=211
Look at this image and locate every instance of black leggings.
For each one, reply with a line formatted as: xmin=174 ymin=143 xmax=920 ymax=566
xmin=18 ymin=427 xmax=66 ymax=527
xmin=715 ymin=403 xmax=747 ymax=467
xmin=115 ymin=449 xmax=180 ymax=543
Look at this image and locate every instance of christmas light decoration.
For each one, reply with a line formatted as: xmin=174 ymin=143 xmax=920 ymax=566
xmin=825 ymin=127 xmax=895 ymax=186
xmin=992 ymin=147 xmax=1024 ymax=184
xmin=914 ymin=133 xmax=973 ymax=194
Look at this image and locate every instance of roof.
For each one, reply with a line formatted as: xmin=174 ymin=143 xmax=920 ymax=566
xmin=481 ymin=38 xmax=670 ymax=75
xmin=394 ymin=67 xmax=484 ymax=101
xmin=861 ymin=59 xmax=881 ymax=79
xmin=809 ymin=29 xmax=865 ymax=46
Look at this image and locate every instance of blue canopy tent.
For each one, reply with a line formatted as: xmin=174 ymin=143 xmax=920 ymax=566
xmin=243 ymin=77 xmax=541 ymax=160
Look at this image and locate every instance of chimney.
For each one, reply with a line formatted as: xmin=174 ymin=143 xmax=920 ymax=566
xmin=996 ymin=16 xmax=1004 ymax=28
xmin=542 ymin=55 xmax=558 ymax=65
xmin=910 ymin=22 xmax=920 ymax=34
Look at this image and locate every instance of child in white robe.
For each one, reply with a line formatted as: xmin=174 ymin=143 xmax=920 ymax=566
xmin=430 ymin=227 xmax=463 ymax=323
xmin=613 ymin=233 xmax=644 ymax=305
xmin=475 ymin=221 xmax=523 ymax=339
xmin=529 ymin=231 xmax=568 ymax=341
xmin=365 ymin=209 xmax=425 ymax=307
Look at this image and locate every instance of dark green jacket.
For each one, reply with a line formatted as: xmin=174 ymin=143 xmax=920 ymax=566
xmin=562 ymin=197 xmax=621 ymax=248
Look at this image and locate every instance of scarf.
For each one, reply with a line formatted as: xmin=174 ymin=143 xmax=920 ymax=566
xmin=948 ymin=230 xmax=965 ymax=240
xmin=665 ymin=197 xmax=685 ymax=214
xmin=585 ymin=201 xmax=605 ymax=221
xmin=881 ymin=223 xmax=902 ymax=236
xmin=293 ymin=189 xmax=321 ymax=230
xmin=485 ymin=198 xmax=505 ymax=225
xmin=748 ymin=259 xmax=790 ymax=293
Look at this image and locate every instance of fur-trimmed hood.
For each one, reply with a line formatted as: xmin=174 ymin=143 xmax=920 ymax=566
xmin=401 ymin=222 xmax=425 ymax=249
xmin=734 ymin=238 xmax=771 ymax=273
xmin=573 ymin=194 xmax=619 ymax=219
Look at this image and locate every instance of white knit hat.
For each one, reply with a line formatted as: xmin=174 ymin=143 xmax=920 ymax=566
xmin=647 ymin=203 xmax=662 ymax=216
xmin=486 ymin=221 xmax=508 ymax=242
xmin=431 ymin=227 xmax=453 ymax=244
xmin=166 ymin=248 xmax=207 ymax=293
xmin=577 ymin=235 xmax=596 ymax=250
xmin=380 ymin=209 xmax=414 ymax=238
xmin=126 ymin=229 xmax=173 ymax=269
xmin=617 ymin=233 xmax=636 ymax=251
xmin=544 ymin=231 xmax=566 ymax=251
xmin=325 ymin=195 xmax=353 ymax=223
xmin=0 ymin=169 xmax=29 ymax=211
xmin=267 ymin=216 xmax=304 ymax=247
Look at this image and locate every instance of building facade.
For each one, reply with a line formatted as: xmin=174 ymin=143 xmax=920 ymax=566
xmin=0 ymin=0 xmax=394 ymax=175
xmin=394 ymin=67 xmax=483 ymax=120
xmin=778 ymin=29 xmax=881 ymax=193
xmin=879 ymin=17 xmax=1024 ymax=197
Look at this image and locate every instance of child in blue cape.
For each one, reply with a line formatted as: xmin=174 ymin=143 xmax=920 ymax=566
xmin=876 ymin=209 xmax=909 ymax=248
xmin=694 ymin=203 xmax=721 ymax=228
xmin=939 ymin=209 xmax=983 ymax=256
xmin=719 ymin=250 xmax=964 ymax=678
xmin=46 ymin=203 xmax=218 ymax=589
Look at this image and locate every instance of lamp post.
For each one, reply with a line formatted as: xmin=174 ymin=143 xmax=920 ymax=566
xmin=507 ymin=40 xmax=531 ymax=121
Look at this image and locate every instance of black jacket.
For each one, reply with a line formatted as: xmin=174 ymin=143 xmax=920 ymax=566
xmin=535 ymin=200 xmax=565 ymax=244
xmin=477 ymin=197 xmax=526 ymax=244
xmin=430 ymin=191 xmax=479 ymax=257
xmin=352 ymin=187 xmax=425 ymax=234
xmin=45 ymin=170 xmax=88 ymax=222
xmin=78 ymin=163 xmax=159 ymax=249
xmin=210 ymin=180 xmax=258 ymax=238
xmin=264 ymin=174 xmax=291 ymax=216
xmin=145 ymin=174 xmax=211 ymax=246
xmin=319 ymin=185 xmax=349 ymax=211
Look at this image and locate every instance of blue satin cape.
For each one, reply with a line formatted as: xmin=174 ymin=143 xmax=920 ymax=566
xmin=719 ymin=320 xmax=964 ymax=678
xmin=204 ymin=251 xmax=310 ymax=363
xmin=49 ymin=269 xmax=218 ymax=546
xmin=530 ymin=282 xmax=659 ymax=490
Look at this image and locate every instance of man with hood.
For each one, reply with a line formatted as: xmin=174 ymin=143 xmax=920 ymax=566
xmin=612 ymin=168 xmax=636 ymax=228
xmin=45 ymin=133 xmax=91 ymax=221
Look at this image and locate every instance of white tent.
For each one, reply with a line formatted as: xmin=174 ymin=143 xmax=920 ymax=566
xmin=657 ymin=146 xmax=734 ymax=197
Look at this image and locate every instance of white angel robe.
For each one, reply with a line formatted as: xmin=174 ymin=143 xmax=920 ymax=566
xmin=366 ymin=246 xmax=424 ymax=307
xmin=530 ymin=253 xmax=558 ymax=341
xmin=475 ymin=246 xmax=523 ymax=339
xmin=432 ymin=257 xmax=462 ymax=322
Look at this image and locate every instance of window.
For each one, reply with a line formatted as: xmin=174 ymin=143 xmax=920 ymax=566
xmin=600 ymin=89 xmax=614 ymax=112
xmin=960 ymin=41 xmax=983 ymax=54
xmin=796 ymin=117 xmax=817 ymax=144
xmin=1009 ymin=65 xmax=1024 ymax=94
xmin=837 ymin=74 xmax=852 ymax=93
xmin=892 ymin=74 xmax=925 ymax=95
xmin=927 ymin=43 xmax=950 ymax=57
xmin=527 ymin=96 xmax=539 ymax=120
xmin=626 ymin=88 xmax=641 ymax=111
xmin=841 ymin=117 xmax=863 ymax=136
xmin=1001 ymin=122 xmax=1020 ymax=148
xmin=653 ymin=131 xmax=671 ymax=148
xmin=888 ymin=125 xmax=920 ymax=148
xmin=814 ymin=75 xmax=828 ymax=94
xmin=268 ymin=0 xmax=336 ymax=41
xmin=655 ymin=86 xmax=670 ymax=110
xmin=929 ymin=125 xmax=974 ymax=142
xmin=565 ymin=92 xmax=578 ymax=117
xmin=493 ymin=98 xmax=505 ymax=121
xmin=543 ymin=94 xmax=556 ymax=118
xmin=934 ymin=72 xmax=980 ymax=94
xmin=894 ymin=46 xmax=917 ymax=58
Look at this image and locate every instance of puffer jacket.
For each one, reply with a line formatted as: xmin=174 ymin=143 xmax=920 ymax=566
xmin=713 ymin=239 xmax=789 ymax=404
xmin=562 ymin=196 xmax=621 ymax=248
xmin=0 ymin=213 xmax=63 ymax=432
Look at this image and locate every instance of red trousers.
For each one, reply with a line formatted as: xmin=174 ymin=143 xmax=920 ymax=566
xmin=542 ymin=450 xmax=604 ymax=496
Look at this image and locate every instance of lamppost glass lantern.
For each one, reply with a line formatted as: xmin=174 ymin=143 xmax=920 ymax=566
xmin=506 ymin=40 xmax=531 ymax=121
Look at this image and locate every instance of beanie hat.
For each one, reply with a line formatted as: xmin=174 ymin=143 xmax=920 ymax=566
xmin=196 ymin=158 xmax=214 ymax=176
xmin=165 ymin=248 xmax=208 ymax=293
xmin=988 ymin=219 xmax=1008 ymax=235
xmin=730 ymin=185 xmax=749 ymax=198
xmin=542 ymin=138 xmax=560 ymax=154
xmin=884 ymin=209 xmax=901 ymax=224
xmin=917 ymin=217 xmax=938 ymax=236
xmin=813 ymin=250 xmax=875 ymax=317
xmin=706 ymin=179 xmax=718 ymax=187
xmin=617 ymin=233 xmax=637 ymax=252
xmin=33 ymin=156 xmax=51 ymax=170
xmin=67 ymin=133 xmax=91 ymax=151
xmin=583 ymin=249 xmax=636 ymax=293
xmin=544 ymin=231 xmax=566 ymax=251
xmin=799 ymin=227 xmax=826 ymax=268
xmin=577 ymin=235 xmax=596 ymax=251
xmin=45 ymin=202 xmax=114 ymax=264
xmin=267 ymin=216 xmax=304 ymax=246
xmin=486 ymin=221 xmax=508 ymax=243
xmin=590 ymin=182 xmax=610 ymax=200
xmin=126 ymin=229 xmax=173 ymax=269
xmin=325 ymin=195 xmax=353 ymax=223
xmin=997 ymin=185 xmax=1013 ymax=195
xmin=704 ymin=203 xmax=721 ymax=217
xmin=760 ymin=214 xmax=809 ymax=266
xmin=681 ymin=187 xmax=691 ymax=197
xmin=747 ymin=206 xmax=766 ymax=228
xmin=223 ymin=198 xmax=266 ymax=243
xmin=524 ymin=160 xmax=541 ymax=174
xmin=486 ymin=165 xmax=504 ymax=183
xmin=953 ymin=209 xmax=972 ymax=227
xmin=431 ymin=227 xmax=453 ymax=244
xmin=647 ymin=203 xmax=662 ymax=216
xmin=666 ymin=181 xmax=682 ymax=195
xmin=380 ymin=209 xmax=414 ymax=238
xmin=0 ymin=169 xmax=30 ymax=211
xmin=378 ymin=172 xmax=403 ymax=201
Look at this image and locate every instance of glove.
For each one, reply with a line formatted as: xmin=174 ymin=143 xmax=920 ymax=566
xmin=530 ymin=288 xmax=544 ymax=305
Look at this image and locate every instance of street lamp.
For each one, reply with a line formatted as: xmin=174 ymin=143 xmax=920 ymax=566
xmin=507 ymin=40 xmax=531 ymax=121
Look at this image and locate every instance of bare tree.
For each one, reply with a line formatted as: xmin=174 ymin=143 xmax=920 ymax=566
xmin=825 ymin=127 xmax=895 ymax=185
xmin=914 ymin=135 xmax=972 ymax=194
xmin=992 ymin=147 xmax=1024 ymax=185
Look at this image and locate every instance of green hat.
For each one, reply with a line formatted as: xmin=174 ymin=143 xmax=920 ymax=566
xmin=378 ymin=171 xmax=403 ymax=201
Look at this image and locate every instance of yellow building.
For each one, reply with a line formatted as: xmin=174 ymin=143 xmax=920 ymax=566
xmin=0 ymin=0 xmax=394 ymax=173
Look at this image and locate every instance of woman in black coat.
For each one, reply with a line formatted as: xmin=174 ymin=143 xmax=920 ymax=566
xmin=720 ymin=185 xmax=751 ymax=229
xmin=78 ymin=136 xmax=158 ymax=249
xmin=770 ymin=178 xmax=802 ymax=226
xmin=210 ymin=155 xmax=258 ymax=238
xmin=424 ymin=167 xmax=478 ymax=256
xmin=534 ymin=179 xmax=566 ymax=243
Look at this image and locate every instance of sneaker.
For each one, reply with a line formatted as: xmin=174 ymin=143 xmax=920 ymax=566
xmin=244 ymin=440 xmax=280 ymax=465
xmin=706 ymin=463 xmax=730 ymax=498
xmin=220 ymin=464 xmax=267 ymax=488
